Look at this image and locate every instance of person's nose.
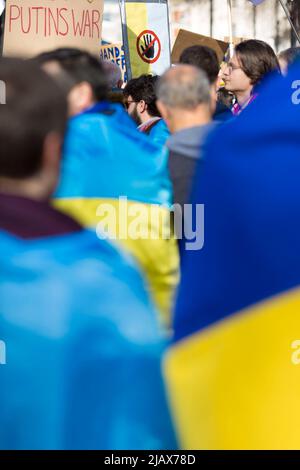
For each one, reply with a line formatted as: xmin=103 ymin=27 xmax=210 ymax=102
xmin=222 ymin=63 xmax=230 ymax=78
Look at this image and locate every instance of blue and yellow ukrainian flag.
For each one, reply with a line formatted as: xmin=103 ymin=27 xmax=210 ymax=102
xmin=165 ymin=65 xmax=300 ymax=449
xmin=0 ymin=228 xmax=177 ymax=449
xmin=54 ymin=103 xmax=179 ymax=322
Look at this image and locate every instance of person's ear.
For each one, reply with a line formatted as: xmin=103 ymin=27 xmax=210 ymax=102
xmin=211 ymin=79 xmax=218 ymax=101
xmin=40 ymin=132 xmax=63 ymax=197
xmin=137 ymin=99 xmax=147 ymax=114
xmin=156 ymin=100 xmax=168 ymax=123
xmin=210 ymin=80 xmax=218 ymax=114
xmin=68 ymin=81 xmax=94 ymax=116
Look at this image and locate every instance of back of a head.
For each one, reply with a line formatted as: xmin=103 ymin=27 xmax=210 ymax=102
xmin=235 ymin=39 xmax=280 ymax=86
xmin=101 ymin=60 xmax=122 ymax=90
xmin=0 ymin=58 xmax=67 ymax=179
xmin=36 ymin=48 xmax=108 ymax=102
xmin=179 ymin=45 xmax=219 ymax=84
xmin=278 ymin=47 xmax=300 ymax=68
xmin=157 ymin=64 xmax=211 ymax=110
xmin=124 ymin=74 xmax=161 ymax=117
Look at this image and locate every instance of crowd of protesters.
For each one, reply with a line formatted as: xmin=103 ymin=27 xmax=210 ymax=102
xmin=1 ymin=36 xmax=300 ymax=450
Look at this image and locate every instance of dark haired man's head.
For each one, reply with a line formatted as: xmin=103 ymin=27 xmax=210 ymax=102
xmin=123 ymin=74 xmax=161 ymax=126
xmin=278 ymin=47 xmax=300 ymax=75
xmin=35 ymin=48 xmax=108 ymax=116
xmin=222 ymin=39 xmax=280 ymax=104
xmin=235 ymin=40 xmax=280 ymax=85
xmin=0 ymin=58 xmax=67 ymax=199
xmin=179 ymin=45 xmax=219 ymax=84
xmin=179 ymin=45 xmax=221 ymax=111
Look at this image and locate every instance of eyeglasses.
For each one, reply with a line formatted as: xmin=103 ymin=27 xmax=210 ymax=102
xmin=124 ymin=100 xmax=137 ymax=110
xmin=225 ymin=62 xmax=242 ymax=73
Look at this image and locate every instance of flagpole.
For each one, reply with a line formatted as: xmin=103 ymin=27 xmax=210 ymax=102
xmin=227 ymin=0 xmax=234 ymax=57
xmin=278 ymin=0 xmax=300 ymax=45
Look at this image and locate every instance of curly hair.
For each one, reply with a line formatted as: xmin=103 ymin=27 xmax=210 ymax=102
xmin=123 ymin=74 xmax=161 ymax=117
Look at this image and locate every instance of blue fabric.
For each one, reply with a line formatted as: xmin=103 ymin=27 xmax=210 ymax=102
xmin=0 ymin=229 xmax=177 ymax=449
xmin=55 ymin=103 xmax=172 ymax=207
xmin=213 ymin=102 xmax=233 ymax=122
xmin=148 ymin=119 xmax=170 ymax=147
xmin=81 ymin=101 xmax=112 ymax=115
xmin=174 ymin=65 xmax=300 ymax=342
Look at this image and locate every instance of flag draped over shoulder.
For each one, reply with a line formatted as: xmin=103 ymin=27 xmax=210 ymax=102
xmin=54 ymin=103 xmax=179 ymax=323
xmin=0 ymin=228 xmax=177 ymax=449
xmin=56 ymin=103 xmax=171 ymax=206
xmin=165 ymin=65 xmax=300 ymax=449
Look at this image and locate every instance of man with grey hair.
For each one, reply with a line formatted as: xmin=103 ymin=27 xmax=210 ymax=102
xmin=157 ymin=64 xmax=218 ymax=209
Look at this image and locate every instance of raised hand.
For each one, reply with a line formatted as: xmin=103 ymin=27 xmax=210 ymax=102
xmin=140 ymin=34 xmax=155 ymax=59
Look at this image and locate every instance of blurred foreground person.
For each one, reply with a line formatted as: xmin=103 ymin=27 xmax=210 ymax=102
xmin=101 ymin=59 xmax=125 ymax=106
xmin=0 ymin=59 xmax=176 ymax=450
xmin=124 ymin=74 xmax=170 ymax=146
xmin=36 ymin=49 xmax=179 ymax=323
xmin=157 ymin=65 xmax=217 ymax=209
xmin=222 ymin=39 xmax=280 ymax=115
xmin=278 ymin=47 xmax=300 ymax=75
xmin=102 ymin=59 xmax=123 ymax=90
xmin=179 ymin=45 xmax=232 ymax=121
xmin=165 ymin=63 xmax=300 ymax=449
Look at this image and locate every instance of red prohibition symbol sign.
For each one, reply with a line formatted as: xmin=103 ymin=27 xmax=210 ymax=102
xmin=136 ymin=30 xmax=161 ymax=64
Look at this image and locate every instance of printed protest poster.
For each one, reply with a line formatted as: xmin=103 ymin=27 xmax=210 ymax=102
xmin=120 ymin=0 xmax=171 ymax=80
xmin=3 ymin=0 xmax=104 ymax=57
xmin=100 ymin=43 xmax=127 ymax=84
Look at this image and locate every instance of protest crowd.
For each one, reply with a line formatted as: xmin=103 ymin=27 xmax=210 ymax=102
xmin=1 ymin=0 xmax=300 ymax=452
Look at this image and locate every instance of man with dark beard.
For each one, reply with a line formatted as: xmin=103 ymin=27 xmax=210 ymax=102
xmin=124 ymin=74 xmax=170 ymax=147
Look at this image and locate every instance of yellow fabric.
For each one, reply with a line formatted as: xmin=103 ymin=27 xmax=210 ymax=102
xmin=125 ymin=2 xmax=150 ymax=77
xmin=54 ymin=197 xmax=179 ymax=325
xmin=165 ymin=287 xmax=300 ymax=449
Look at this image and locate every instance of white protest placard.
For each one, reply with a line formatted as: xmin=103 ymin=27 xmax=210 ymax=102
xmin=120 ymin=0 xmax=171 ymax=79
